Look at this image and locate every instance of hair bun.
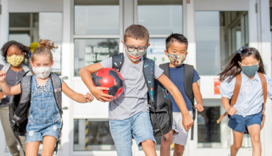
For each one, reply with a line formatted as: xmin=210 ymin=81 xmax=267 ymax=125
xmin=39 ymin=39 xmax=58 ymax=51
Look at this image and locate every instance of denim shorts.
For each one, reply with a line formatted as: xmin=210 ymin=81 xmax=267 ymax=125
xmin=26 ymin=121 xmax=62 ymax=143
xmin=228 ymin=112 xmax=262 ymax=133
xmin=109 ymin=112 xmax=156 ymax=156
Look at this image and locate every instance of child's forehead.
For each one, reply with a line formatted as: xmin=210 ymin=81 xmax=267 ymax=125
xmin=168 ymin=40 xmax=187 ymax=50
xmin=241 ymin=55 xmax=258 ymax=62
xmin=125 ymin=37 xmax=148 ymax=46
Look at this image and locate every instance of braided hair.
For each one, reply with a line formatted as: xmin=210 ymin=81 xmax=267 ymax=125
xmin=1 ymin=40 xmax=30 ymax=62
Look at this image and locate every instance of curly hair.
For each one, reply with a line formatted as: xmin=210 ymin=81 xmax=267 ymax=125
xmin=1 ymin=40 xmax=30 ymax=62
xmin=31 ymin=39 xmax=58 ymax=62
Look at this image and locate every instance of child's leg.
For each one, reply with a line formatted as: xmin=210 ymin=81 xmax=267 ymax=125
xmin=41 ymin=136 xmax=57 ymax=156
xmin=248 ymin=124 xmax=261 ymax=156
xmin=160 ymin=130 xmax=174 ymax=156
xmin=174 ymin=144 xmax=185 ymax=156
xmin=25 ymin=141 xmax=40 ymax=156
xmin=109 ymin=119 xmax=133 ymax=156
xmin=231 ymin=130 xmax=244 ymax=156
xmin=132 ymin=112 xmax=156 ymax=156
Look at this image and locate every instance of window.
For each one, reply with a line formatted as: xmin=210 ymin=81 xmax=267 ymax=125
xmin=195 ymin=11 xmax=249 ymax=75
xmin=9 ymin=13 xmax=63 ymax=74
xmin=74 ymin=119 xmax=115 ymax=151
xmin=198 ymin=99 xmax=252 ymax=148
xmin=74 ymin=38 xmax=119 ymax=76
xmin=138 ymin=0 xmax=182 ymax=65
xmin=74 ymin=0 xmax=120 ymax=76
xmin=74 ymin=0 xmax=119 ymax=35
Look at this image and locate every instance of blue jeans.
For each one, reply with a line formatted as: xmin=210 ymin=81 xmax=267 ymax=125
xmin=109 ymin=112 xmax=156 ymax=156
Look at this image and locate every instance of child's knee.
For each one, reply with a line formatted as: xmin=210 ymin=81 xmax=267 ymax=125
xmin=233 ymin=143 xmax=242 ymax=150
xmin=142 ymin=139 xmax=155 ymax=148
xmin=162 ymin=132 xmax=173 ymax=144
xmin=251 ymin=135 xmax=260 ymax=144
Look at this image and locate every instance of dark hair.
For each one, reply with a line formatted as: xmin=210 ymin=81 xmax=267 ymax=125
xmin=219 ymin=47 xmax=265 ymax=82
xmin=124 ymin=24 xmax=149 ymax=43
xmin=166 ymin=33 xmax=188 ymax=50
xmin=1 ymin=40 xmax=30 ymax=62
xmin=31 ymin=39 xmax=58 ymax=62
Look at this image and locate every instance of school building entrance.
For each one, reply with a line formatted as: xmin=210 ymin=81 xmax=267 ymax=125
xmin=0 ymin=0 xmax=271 ymax=156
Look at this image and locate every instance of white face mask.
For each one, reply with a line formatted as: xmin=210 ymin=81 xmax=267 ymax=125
xmin=32 ymin=66 xmax=52 ymax=79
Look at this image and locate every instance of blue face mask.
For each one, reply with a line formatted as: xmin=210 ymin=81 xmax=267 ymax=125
xmin=239 ymin=62 xmax=259 ymax=77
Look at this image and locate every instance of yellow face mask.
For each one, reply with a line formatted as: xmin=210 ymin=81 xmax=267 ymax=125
xmin=7 ymin=55 xmax=24 ymax=67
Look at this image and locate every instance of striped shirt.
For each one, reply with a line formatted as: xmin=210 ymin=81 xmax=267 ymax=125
xmin=220 ymin=71 xmax=272 ymax=117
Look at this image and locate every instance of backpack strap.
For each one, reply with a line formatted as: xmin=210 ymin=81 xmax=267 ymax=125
xmin=143 ymin=58 xmax=155 ymax=104
xmin=112 ymin=53 xmax=124 ymax=72
xmin=22 ymin=64 xmax=32 ymax=76
xmin=258 ymin=73 xmax=267 ymax=129
xmin=184 ymin=64 xmax=195 ymax=115
xmin=217 ymin=74 xmax=242 ymax=124
xmin=159 ymin=63 xmax=170 ymax=78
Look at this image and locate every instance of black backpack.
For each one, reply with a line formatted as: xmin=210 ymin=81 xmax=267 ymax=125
xmin=112 ymin=53 xmax=172 ymax=140
xmin=159 ymin=63 xmax=195 ymax=140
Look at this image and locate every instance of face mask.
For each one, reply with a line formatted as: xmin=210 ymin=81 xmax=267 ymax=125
xmin=32 ymin=66 xmax=52 ymax=79
xmin=125 ymin=48 xmax=146 ymax=62
xmin=239 ymin=62 xmax=259 ymax=77
xmin=167 ymin=53 xmax=186 ymax=66
xmin=7 ymin=55 xmax=24 ymax=67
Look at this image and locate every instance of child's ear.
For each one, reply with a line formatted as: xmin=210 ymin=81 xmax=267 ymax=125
xmin=30 ymin=61 xmax=34 ymax=67
xmin=147 ymin=43 xmax=150 ymax=48
xmin=50 ymin=60 xmax=54 ymax=66
xmin=121 ymin=40 xmax=126 ymax=48
xmin=185 ymin=52 xmax=188 ymax=55
xmin=164 ymin=50 xmax=168 ymax=56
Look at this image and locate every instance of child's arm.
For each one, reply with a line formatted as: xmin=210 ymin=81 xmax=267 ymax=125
xmin=158 ymin=74 xmax=194 ymax=131
xmin=221 ymin=97 xmax=236 ymax=116
xmin=62 ymin=81 xmax=94 ymax=103
xmin=0 ymin=70 xmax=21 ymax=95
xmin=79 ymin=63 xmax=113 ymax=102
xmin=192 ymin=82 xmax=204 ymax=112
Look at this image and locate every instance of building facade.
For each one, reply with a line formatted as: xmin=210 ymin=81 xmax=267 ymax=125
xmin=0 ymin=0 xmax=271 ymax=156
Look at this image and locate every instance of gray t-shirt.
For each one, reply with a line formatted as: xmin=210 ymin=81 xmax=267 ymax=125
xmin=100 ymin=52 xmax=164 ymax=120
xmin=0 ymin=64 xmax=25 ymax=108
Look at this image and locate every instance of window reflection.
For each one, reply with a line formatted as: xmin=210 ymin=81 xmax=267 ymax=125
xmin=74 ymin=38 xmax=119 ymax=76
xmin=74 ymin=119 xmax=115 ymax=151
xmin=195 ymin=11 xmax=248 ymax=75
xmin=74 ymin=0 xmax=119 ymax=35
xmin=138 ymin=0 xmax=182 ymax=34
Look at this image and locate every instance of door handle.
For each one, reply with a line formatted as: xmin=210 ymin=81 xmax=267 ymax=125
xmin=62 ymin=106 xmax=68 ymax=110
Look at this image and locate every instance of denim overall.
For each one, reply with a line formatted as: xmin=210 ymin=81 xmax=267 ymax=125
xmin=26 ymin=75 xmax=62 ymax=143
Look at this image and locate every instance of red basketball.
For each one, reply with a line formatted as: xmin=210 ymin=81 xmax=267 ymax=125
xmin=92 ymin=68 xmax=124 ymax=101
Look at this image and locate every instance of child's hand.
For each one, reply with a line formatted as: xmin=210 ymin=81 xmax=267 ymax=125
xmin=195 ymin=104 xmax=204 ymax=112
xmin=91 ymin=87 xmax=113 ymax=102
xmin=182 ymin=113 xmax=194 ymax=131
xmin=0 ymin=92 xmax=5 ymax=100
xmin=0 ymin=70 xmax=7 ymax=82
xmin=227 ymin=107 xmax=236 ymax=116
xmin=84 ymin=93 xmax=94 ymax=102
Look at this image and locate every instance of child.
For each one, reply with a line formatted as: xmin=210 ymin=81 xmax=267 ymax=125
xmin=219 ymin=47 xmax=272 ymax=156
xmin=79 ymin=25 xmax=194 ymax=156
xmin=160 ymin=34 xmax=204 ymax=156
xmin=0 ymin=41 xmax=31 ymax=156
xmin=0 ymin=39 xmax=94 ymax=156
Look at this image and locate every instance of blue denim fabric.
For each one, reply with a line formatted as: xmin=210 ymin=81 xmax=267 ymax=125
xmin=109 ymin=112 xmax=156 ymax=156
xmin=26 ymin=75 xmax=61 ymax=143
xmin=228 ymin=111 xmax=262 ymax=133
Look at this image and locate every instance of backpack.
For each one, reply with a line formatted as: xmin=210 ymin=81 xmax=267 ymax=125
xmin=9 ymin=73 xmax=63 ymax=155
xmin=112 ymin=53 xmax=173 ymax=140
xmin=159 ymin=63 xmax=196 ymax=140
xmin=217 ymin=73 xmax=267 ymax=132
xmin=0 ymin=63 xmax=32 ymax=105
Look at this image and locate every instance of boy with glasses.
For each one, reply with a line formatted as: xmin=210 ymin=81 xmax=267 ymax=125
xmin=79 ymin=25 xmax=194 ymax=156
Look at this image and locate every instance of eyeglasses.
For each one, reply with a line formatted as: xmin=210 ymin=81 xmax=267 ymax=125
xmin=123 ymin=42 xmax=148 ymax=53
